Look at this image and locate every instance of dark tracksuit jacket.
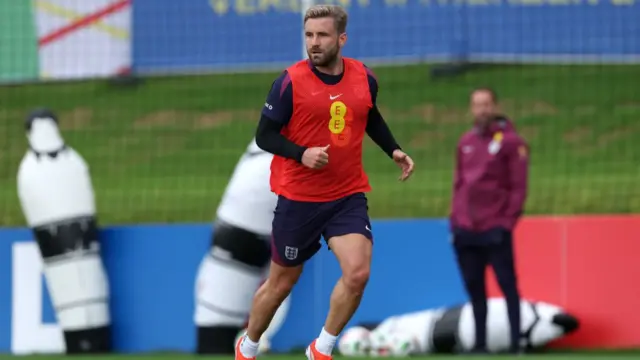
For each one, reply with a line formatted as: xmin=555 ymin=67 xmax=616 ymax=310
xmin=450 ymin=118 xmax=529 ymax=234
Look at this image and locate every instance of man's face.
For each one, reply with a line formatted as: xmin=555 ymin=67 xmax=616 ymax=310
xmin=305 ymin=17 xmax=346 ymax=67
xmin=470 ymin=90 xmax=497 ymax=126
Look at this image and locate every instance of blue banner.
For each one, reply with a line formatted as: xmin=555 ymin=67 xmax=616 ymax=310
xmin=132 ymin=0 xmax=640 ymax=73
xmin=0 ymin=219 xmax=470 ymax=353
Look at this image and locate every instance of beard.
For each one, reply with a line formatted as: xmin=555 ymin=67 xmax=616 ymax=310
xmin=474 ymin=113 xmax=494 ymax=127
xmin=307 ymin=44 xmax=340 ymax=67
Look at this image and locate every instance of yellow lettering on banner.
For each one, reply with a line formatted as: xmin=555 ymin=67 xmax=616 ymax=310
xmin=286 ymin=0 xmax=300 ymax=11
xmin=323 ymin=0 xmax=370 ymax=6
xmin=235 ymin=0 xmax=256 ymax=14
xmin=258 ymin=0 xmax=278 ymax=11
xmin=258 ymin=0 xmax=295 ymax=12
xmin=547 ymin=0 xmax=573 ymax=5
xmin=384 ymin=0 xmax=408 ymax=6
xmin=289 ymin=0 xmax=300 ymax=12
xmin=323 ymin=0 xmax=352 ymax=7
xmin=508 ymin=0 xmax=544 ymax=5
xmin=230 ymin=0 xmax=298 ymax=15
xmin=210 ymin=0 xmax=230 ymax=15
xmin=612 ymin=0 xmax=634 ymax=5
xmin=467 ymin=0 xmax=493 ymax=6
xmin=212 ymin=0 xmax=637 ymax=15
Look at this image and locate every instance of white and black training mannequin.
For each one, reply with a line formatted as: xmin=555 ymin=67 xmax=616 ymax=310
xmin=17 ymin=108 xmax=112 ymax=353
xmin=194 ymin=139 xmax=290 ymax=354
xmin=356 ymin=298 xmax=579 ymax=355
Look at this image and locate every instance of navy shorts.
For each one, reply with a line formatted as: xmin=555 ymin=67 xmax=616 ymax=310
xmin=271 ymin=192 xmax=373 ymax=267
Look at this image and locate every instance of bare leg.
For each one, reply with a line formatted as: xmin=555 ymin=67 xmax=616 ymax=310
xmin=315 ymin=234 xmax=372 ymax=355
xmin=324 ymin=278 xmax=365 ymax=334
xmin=238 ymin=262 xmax=302 ymax=358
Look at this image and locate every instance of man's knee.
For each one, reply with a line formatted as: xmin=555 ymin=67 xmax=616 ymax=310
xmin=343 ymin=264 xmax=370 ymax=293
xmin=328 ymin=234 xmax=372 ymax=293
xmin=269 ymin=277 xmax=295 ymax=299
xmin=465 ymin=282 xmax=486 ymax=302
xmin=461 ymin=271 xmax=486 ymax=301
xmin=498 ymin=277 xmax=520 ymax=300
xmin=455 ymin=250 xmax=487 ymax=293
xmin=264 ymin=262 xmax=303 ymax=300
xmin=493 ymin=264 xmax=518 ymax=291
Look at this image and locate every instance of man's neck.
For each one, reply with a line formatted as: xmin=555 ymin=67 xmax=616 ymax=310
xmin=475 ymin=120 xmax=495 ymax=135
xmin=315 ymin=57 xmax=344 ymax=76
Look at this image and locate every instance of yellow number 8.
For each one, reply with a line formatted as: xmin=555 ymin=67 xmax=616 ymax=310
xmin=328 ymin=101 xmax=347 ymax=134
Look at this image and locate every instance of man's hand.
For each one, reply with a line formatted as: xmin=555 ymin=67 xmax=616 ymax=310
xmin=393 ymin=149 xmax=414 ymax=181
xmin=302 ymin=145 xmax=330 ymax=169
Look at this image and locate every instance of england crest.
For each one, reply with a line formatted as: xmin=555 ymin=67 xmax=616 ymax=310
xmin=284 ymin=246 xmax=298 ymax=260
xmin=488 ymin=131 xmax=503 ymax=155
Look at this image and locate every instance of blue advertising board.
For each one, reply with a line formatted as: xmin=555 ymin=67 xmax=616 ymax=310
xmin=132 ymin=0 xmax=640 ymax=73
xmin=0 ymin=219 xmax=470 ymax=354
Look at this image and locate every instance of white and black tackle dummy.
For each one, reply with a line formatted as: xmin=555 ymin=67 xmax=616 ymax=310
xmin=342 ymin=298 xmax=579 ymax=356
xmin=17 ymin=109 xmax=111 ymax=354
xmin=194 ymin=139 xmax=290 ymax=354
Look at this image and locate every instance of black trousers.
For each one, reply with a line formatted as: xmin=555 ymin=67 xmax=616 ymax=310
xmin=453 ymin=227 xmax=521 ymax=353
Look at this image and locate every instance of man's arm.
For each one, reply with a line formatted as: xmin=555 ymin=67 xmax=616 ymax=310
xmin=364 ymin=66 xmax=402 ymax=158
xmin=450 ymin=143 xmax=463 ymax=229
xmin=504 ymin=137 xmax=529 ymax=227
xmin=255 ymin=71 xmax=307 ymax=162
xmin=454 ymin=144 xmax=463 ymax=192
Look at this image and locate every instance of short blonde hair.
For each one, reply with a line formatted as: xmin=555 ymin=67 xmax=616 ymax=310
xmin=304 ymin=5 xmax=348 ymax=34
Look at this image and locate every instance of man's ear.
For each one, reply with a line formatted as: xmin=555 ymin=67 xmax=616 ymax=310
xmin=339 ymin=33 xmax=347 ymax=47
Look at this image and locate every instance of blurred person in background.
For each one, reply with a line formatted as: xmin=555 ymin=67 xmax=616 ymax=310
xmin=450 ymin=88 xmax=529 ymax=354
xmin=194 ymin=139 xmax=290 ymax=354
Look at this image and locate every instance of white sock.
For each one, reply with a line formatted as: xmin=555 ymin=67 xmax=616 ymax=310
xmin=315 ymin=327 xmax=337 ymax=356
xmin=239 ymin=335 xmax=260 ymax=358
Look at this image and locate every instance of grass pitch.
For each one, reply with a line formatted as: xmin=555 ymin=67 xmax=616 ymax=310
xmin=1 ymin=64 xmax=639 ymax=225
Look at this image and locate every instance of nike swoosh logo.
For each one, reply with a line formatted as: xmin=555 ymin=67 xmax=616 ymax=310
xmin=365 ymin=225 xmax=371 ymax=231
xmin=329 ymin=94 xmax=342 ymax=100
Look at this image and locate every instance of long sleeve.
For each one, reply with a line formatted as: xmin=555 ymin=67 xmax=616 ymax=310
xmin=255 ymin=114 xmax=306 ymax=162
xmin=454 ymin=145 xmax=463 ymax=193
xmin=366 ymin=106 xmax=401 ymax=158
xmin=450 ymin=144 xmax=463 ymax=229
xmin=363 ymin=66 xmax=401 ymax=158
xmin=255 ymin=70 xmax=307 ymax=162
xmin=503 ymin=138 xmax=529 ymax=228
